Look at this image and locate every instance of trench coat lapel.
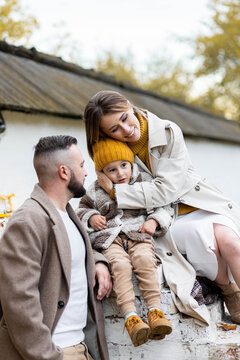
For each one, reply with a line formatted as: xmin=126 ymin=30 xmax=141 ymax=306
xmin=147 ymin=111 xmax=168 ymax=148
xmin=134 ymin=156 xmax=152 ymax=175
xmin=30 ymin=184 xmax=71 ymax=289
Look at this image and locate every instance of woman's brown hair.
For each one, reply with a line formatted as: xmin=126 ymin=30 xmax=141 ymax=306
xmin=84 ymin=90 xmax=146 ymax=158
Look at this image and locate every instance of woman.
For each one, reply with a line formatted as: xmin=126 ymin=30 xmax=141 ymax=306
xmin=83 ymin=90 xmax=240 ymax=325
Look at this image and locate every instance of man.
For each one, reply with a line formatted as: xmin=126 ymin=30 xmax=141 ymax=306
xmin=0 ymin=135 xmax=111 ymax=360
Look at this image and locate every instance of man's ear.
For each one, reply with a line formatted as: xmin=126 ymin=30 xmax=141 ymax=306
xmin=58 ymin=165 xmax=69 ymax=180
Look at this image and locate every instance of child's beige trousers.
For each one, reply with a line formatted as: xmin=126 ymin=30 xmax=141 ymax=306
xmin=102 ymin=235 xmax=161 ymax=315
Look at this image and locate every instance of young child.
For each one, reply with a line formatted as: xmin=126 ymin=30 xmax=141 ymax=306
xmin=77 ymin=138 xmax=173 ymax=346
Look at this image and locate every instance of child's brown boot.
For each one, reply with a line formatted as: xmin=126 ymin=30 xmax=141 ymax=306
xmin=217 ymin=283 xmax=240 ymax=323
xmin=124 ymin=315 xmax=150 ymax=346
xmin=148 ymin=309 xmax=172 ymax=340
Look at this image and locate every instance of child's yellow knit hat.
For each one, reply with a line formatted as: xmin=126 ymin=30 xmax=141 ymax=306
xmin=93 ymin=138 xmax=134 ymax=171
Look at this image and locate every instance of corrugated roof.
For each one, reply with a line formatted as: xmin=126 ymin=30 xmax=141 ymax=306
xmin=1 ymin=41 xmax=240 ymax=144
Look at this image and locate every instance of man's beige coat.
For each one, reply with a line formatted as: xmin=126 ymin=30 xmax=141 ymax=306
xmin=0 ymin=185 xmax=109 ymax=360
xmin=115 ymin=111 xmax=240 ymax=325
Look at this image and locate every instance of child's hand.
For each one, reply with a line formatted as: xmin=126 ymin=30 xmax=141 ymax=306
xmin=138 ymin=219 xmax=158 ymax=236
xmin=89 ymin=214 xmax=107 ymax=230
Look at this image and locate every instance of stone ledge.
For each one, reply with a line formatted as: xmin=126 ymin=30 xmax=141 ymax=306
xmin=103 ymin=274 xmax=240 ymax=359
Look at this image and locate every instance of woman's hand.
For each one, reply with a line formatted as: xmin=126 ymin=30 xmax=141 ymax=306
xmin=96 ymin=170 xmax=113 ymax=194
xmin=89 ymin=214 xmax=107 ymax=230
xmin=139 ymin=218 xmax=158 ymax=236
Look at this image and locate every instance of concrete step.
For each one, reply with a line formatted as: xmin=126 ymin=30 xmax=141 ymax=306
xmin=103 ymin=272 xmax=240 ymax=359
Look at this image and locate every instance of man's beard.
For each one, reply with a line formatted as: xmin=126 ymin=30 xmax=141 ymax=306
xmin=67 ymin=169 xmax=86 ymax=198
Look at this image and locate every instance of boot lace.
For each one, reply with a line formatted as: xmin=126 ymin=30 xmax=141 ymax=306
xmin=149 ymin=309 xmax=165 ymax=320
xmin=123 ymin=315 xmax=141 ymax=333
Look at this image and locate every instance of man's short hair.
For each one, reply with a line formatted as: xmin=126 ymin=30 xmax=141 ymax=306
xmin=34 ymin=135 xmax=77 ymax=157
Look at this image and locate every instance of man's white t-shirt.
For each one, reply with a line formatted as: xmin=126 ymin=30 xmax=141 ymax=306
xmin=52 ymin=209 xmax=88 ymax=348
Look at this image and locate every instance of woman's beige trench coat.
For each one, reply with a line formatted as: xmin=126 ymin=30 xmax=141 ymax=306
xmin=115 ymin=111 xmax=240 ymax=325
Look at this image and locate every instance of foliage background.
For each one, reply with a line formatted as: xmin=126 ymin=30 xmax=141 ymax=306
xmin=0 ymin=0 xmax=239 ymax=121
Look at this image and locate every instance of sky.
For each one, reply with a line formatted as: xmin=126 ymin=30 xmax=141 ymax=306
xmin=20 ymin=0 xmax=212 ymax=72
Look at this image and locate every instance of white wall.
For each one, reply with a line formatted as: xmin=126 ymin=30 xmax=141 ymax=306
xmin=0 ymin=111 xmax=96 ymax=210
xmin=185 ymin=138 xmax=240 ymax=205
xmin=1 ymin=111 xmax=240 ymax=211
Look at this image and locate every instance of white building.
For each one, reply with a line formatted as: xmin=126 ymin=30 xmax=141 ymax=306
xmin=1 ymin=41 xmax=240 ymax=211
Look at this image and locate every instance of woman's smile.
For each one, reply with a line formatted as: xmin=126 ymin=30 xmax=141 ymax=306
xmin=126 ymin=128 xmax=135 ymax=138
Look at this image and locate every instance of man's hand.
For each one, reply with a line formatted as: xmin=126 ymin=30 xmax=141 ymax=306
xmin=95 ymin=262 xmax=112 ymax=300
xmin=138 ymin=218 xmax=158 ymax=236
xmin=89 ymin=214 xmax=107 ymax=230
xmin=96 ymin=170 xmax=113 ymax=194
